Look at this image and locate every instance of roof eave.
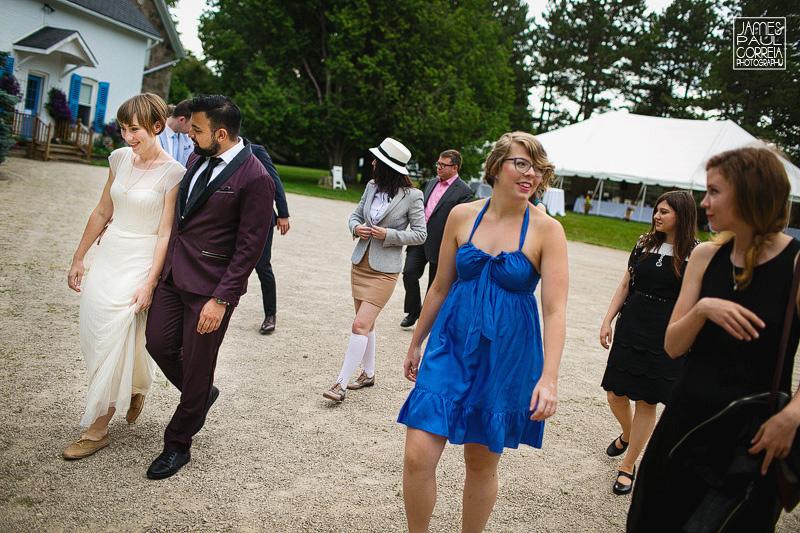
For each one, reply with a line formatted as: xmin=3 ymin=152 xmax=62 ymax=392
xmin=52 ymin=0 xmax=163 ymax=42
xmin=154 ymin=0 xmax=186 ymax=59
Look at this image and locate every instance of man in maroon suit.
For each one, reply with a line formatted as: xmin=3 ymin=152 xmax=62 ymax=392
xmin=145 ymin=95 xmax=274 ymax=479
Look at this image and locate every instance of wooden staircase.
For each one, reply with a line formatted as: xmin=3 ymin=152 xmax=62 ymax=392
xmin=34 ymin=142 xmax=90 ymax=163
xmin=11 ymin=111 xmax=94 ymax=163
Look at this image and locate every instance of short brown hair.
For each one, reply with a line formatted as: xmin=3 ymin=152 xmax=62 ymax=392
xmin=117 ymin=93 xmax=168 ymax=136
xmin=439 ymin=149 xmax=461 ymax=169
xmin=483 ymin=131 xmax=554 ymax=190
xmin=171 ymin=99 xmax=192 ymax=119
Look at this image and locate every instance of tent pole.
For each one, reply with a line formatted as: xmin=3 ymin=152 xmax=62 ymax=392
xmin=597 ymin=180 xmax=604 ymax=216
xmin=638 ymin=184 xmax=647 ymax=222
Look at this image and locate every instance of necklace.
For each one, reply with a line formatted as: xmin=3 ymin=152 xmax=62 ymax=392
xmin=655 ymin=242 xmax=672 ymax=267
xmin=123 ymin=151 xmax=158 ymax=196
xmin=732 ymin=262 xmax=740 ymax=291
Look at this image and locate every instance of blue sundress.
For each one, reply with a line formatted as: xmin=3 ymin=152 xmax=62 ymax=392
xmin=398 ymin=200 xmax=545 ymax=453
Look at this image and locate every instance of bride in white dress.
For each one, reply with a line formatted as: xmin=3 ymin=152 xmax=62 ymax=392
xmin=64 ymin=93 xmax=185 ymax=459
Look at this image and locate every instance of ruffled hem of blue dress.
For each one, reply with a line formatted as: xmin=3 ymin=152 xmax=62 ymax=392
xmin=397 ymin=388 xmax=544 ymax=454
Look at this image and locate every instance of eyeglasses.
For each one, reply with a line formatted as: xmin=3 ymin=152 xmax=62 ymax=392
xmin=435 ymin=161 xmax=457 ymax=169
xmin=503 ymin=158 xmax=544 ymax=177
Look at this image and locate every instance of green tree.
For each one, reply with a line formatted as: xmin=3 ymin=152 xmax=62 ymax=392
xmin=702 ymin=0 xmax=800 ymax=160
xmin=0 ymin=52 xmax=20 ymax=165
xmin=199 ymin=0 xmax=522 ymax=177
xmin=625 ymin=0 xmax=722 ymax=118
xmin=168 ymin=52 xmax=220 ymax=104
xmin=534 ymin=0 xmax=648 ymax=123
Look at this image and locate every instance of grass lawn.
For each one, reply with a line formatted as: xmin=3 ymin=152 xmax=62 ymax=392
xmin=275 ymin=164 xmax=366 ymax=203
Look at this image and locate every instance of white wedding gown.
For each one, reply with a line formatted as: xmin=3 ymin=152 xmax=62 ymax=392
xmin=79 ymin=147 xmax=184 ymax=426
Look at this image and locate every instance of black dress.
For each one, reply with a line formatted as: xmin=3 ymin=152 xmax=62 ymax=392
xmin=627 ymin=239 xmax=800 ymax=532
xmin=601 ymin=241 xmax=688 ymax=404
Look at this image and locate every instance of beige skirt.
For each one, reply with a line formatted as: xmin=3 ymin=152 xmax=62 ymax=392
xmin=351 ymin=245 xmax=399 ymax=308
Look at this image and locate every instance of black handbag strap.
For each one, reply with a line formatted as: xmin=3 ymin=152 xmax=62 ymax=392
xmin=770 ymin=250 xmax=800 ymax=413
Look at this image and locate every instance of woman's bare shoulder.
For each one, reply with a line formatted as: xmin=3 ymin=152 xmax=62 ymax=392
xmin=691 ymin=241 xmax=722 ymax=260
xmin=529 ymin=206 xmax=565 ymax=237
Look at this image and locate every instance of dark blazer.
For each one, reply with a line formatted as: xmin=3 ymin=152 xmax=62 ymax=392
xmin=163 ymin=140 xmax=275 ymax=306
xmin=422 ymin=176 xmax=473 ymax=263
xmin=250 ymin=143 xmax=290 ymax=225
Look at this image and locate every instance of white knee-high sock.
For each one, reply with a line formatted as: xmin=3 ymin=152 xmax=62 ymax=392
xmin=336 ymin=333 xmax=368 ymax=386
xmin=362 ymin=330 xmax=376 ymax=378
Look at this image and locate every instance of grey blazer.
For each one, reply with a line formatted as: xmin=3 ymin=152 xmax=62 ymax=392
xmin=349 ymin=181 xmax=427 ymax=273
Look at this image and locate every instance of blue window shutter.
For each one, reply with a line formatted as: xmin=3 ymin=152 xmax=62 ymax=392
xmin=68 ymin=73 xmax=82 ymax=120
xmin=93 ymin=82 xmax=109 ymax=131
xmin=1 ymin=56 xmax=13 ymax=76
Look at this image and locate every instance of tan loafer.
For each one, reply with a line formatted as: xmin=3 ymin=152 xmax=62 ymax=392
xmin=126 ymin=393 xmax=145 ymax=423
xmin=347 ymin=371 xmax=375 ymax=390
xmin=62 ymin=434 xmax=110 ymax=460
xmin=323 ymin=382 xmax=346 ymax=402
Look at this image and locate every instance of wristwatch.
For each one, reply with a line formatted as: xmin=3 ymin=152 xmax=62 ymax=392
xmin=214 ymin=297 xmax=228 ymax=306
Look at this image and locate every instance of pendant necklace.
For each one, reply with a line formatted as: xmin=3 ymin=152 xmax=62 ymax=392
xmin=655 ymin=242 xmax=671 ymax=267
xmin=123 ymin=151 xmax=157 ymax=196
xmin=732 ymin=262 xmax=740 ymax=291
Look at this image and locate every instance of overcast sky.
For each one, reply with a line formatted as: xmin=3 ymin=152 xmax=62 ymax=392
xmin=169 ymin=0 xmax=676 ymax=60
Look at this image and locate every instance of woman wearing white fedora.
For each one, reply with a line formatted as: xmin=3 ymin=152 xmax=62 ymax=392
xmin=324 ymin=138 xmax=427 ymax=402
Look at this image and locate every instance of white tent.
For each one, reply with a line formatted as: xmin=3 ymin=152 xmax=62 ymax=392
xmin=537 ymin=111 xmax=800 ymax=201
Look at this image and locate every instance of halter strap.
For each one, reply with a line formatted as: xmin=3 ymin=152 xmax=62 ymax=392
xmin=467 ymin=200 xmax=491 ymax=243
xmin=467 ymin=200 xmax=530 ymax=251
xmin=519 ymin=205 xmax=530 ymax=250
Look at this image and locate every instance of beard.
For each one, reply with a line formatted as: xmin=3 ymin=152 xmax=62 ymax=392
xmin=193 ymin=137 xmax=221 ymax=158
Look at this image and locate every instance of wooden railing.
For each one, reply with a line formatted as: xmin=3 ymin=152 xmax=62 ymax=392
xmin=74 ymin=121 xmax=94 ymax=162
xmin=11 ymin=111 xmax=93 ymax=162
xmin=12 ymin=111 xmax=52 ymax=160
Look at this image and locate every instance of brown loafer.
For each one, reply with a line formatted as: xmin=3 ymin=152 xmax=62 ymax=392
xmin=323 ymin=382 xmax=346 ymax=402
xmin=260 ymin=315 xmax=276 ymax=334
xmin=126 ymin=393 xmax=146 ymax=423
xmin=347 ymin=371 xmax=375 ymax=390
xmin=62 ymin=434 xmax=110 ymax=460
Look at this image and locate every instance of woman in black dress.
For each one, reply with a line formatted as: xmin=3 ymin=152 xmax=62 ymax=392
xmin=627 ymin=147 xmax=800 ymax=531
xmin=599 ymin=191 xmax=698 ymax=495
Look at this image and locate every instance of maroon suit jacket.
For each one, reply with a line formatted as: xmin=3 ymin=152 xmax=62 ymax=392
xmin=162 ymin=141 xmax=275 ymax=306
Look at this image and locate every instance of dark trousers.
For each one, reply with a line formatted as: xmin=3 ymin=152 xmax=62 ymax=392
xmin=254 ymin=223 xmax=276 ymax=316
xmin=402 ymin=244 xmax=437 ymax=317
xmin=145 ymin=277 xmax=232 ymax=453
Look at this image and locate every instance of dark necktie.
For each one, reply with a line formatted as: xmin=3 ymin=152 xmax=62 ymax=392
xmin=186 ymin=157 xmax=222 ymax=209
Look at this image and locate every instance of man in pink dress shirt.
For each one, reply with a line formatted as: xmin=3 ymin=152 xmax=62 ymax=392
xmin=400 ymin=149 xmax=473 ymax=327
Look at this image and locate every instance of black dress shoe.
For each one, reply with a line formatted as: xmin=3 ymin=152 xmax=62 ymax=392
xmin=260 ymin=315 xmax=276 ymax=334
xmin=612 ymin=466 xmax=636 ymax=495
xmin=400 ymin=314 xmax=418 ymax=328
xmin=146 ymin=449 xmax=190 ymax=480
xmin=606 ymin=434 xmax=629 ymax=457
xmin=193 ymin=386 xmax=219 ymax=436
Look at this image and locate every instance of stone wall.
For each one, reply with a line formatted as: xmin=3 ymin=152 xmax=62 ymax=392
xmin=135 ymin=0 xmax=181 ymax=99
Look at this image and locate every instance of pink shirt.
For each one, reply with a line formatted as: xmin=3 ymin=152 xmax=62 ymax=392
xmin=425 ymin=174 xmax=458 ymax=222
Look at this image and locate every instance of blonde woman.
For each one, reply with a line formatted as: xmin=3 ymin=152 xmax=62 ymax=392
xmin=398 ymin=132 xmax=568 ymax=531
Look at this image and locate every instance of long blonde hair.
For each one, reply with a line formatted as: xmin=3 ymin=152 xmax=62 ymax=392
xmin=705 ymin=146 xmax=791 ymax=291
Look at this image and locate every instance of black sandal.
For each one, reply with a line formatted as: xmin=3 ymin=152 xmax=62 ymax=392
xmin=606 ymin=434 xmax=629 ymax=457
xmin=612 ymin=466 xmax=636 ymax=495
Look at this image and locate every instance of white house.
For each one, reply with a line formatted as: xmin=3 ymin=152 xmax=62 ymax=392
xmin=1 ymin=0 xmax=184 ymax=132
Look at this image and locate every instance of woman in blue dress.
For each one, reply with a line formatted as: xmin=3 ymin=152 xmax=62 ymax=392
xmin=397 ymin=132 xmax=569 ymax=532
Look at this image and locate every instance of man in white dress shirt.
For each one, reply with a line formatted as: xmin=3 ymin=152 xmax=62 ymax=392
xmin=158 ymin=100 xmax=194 ymax=166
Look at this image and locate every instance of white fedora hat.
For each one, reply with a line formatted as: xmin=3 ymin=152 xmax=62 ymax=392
xmin=369 ymin=137 xmax=411 ymax=175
